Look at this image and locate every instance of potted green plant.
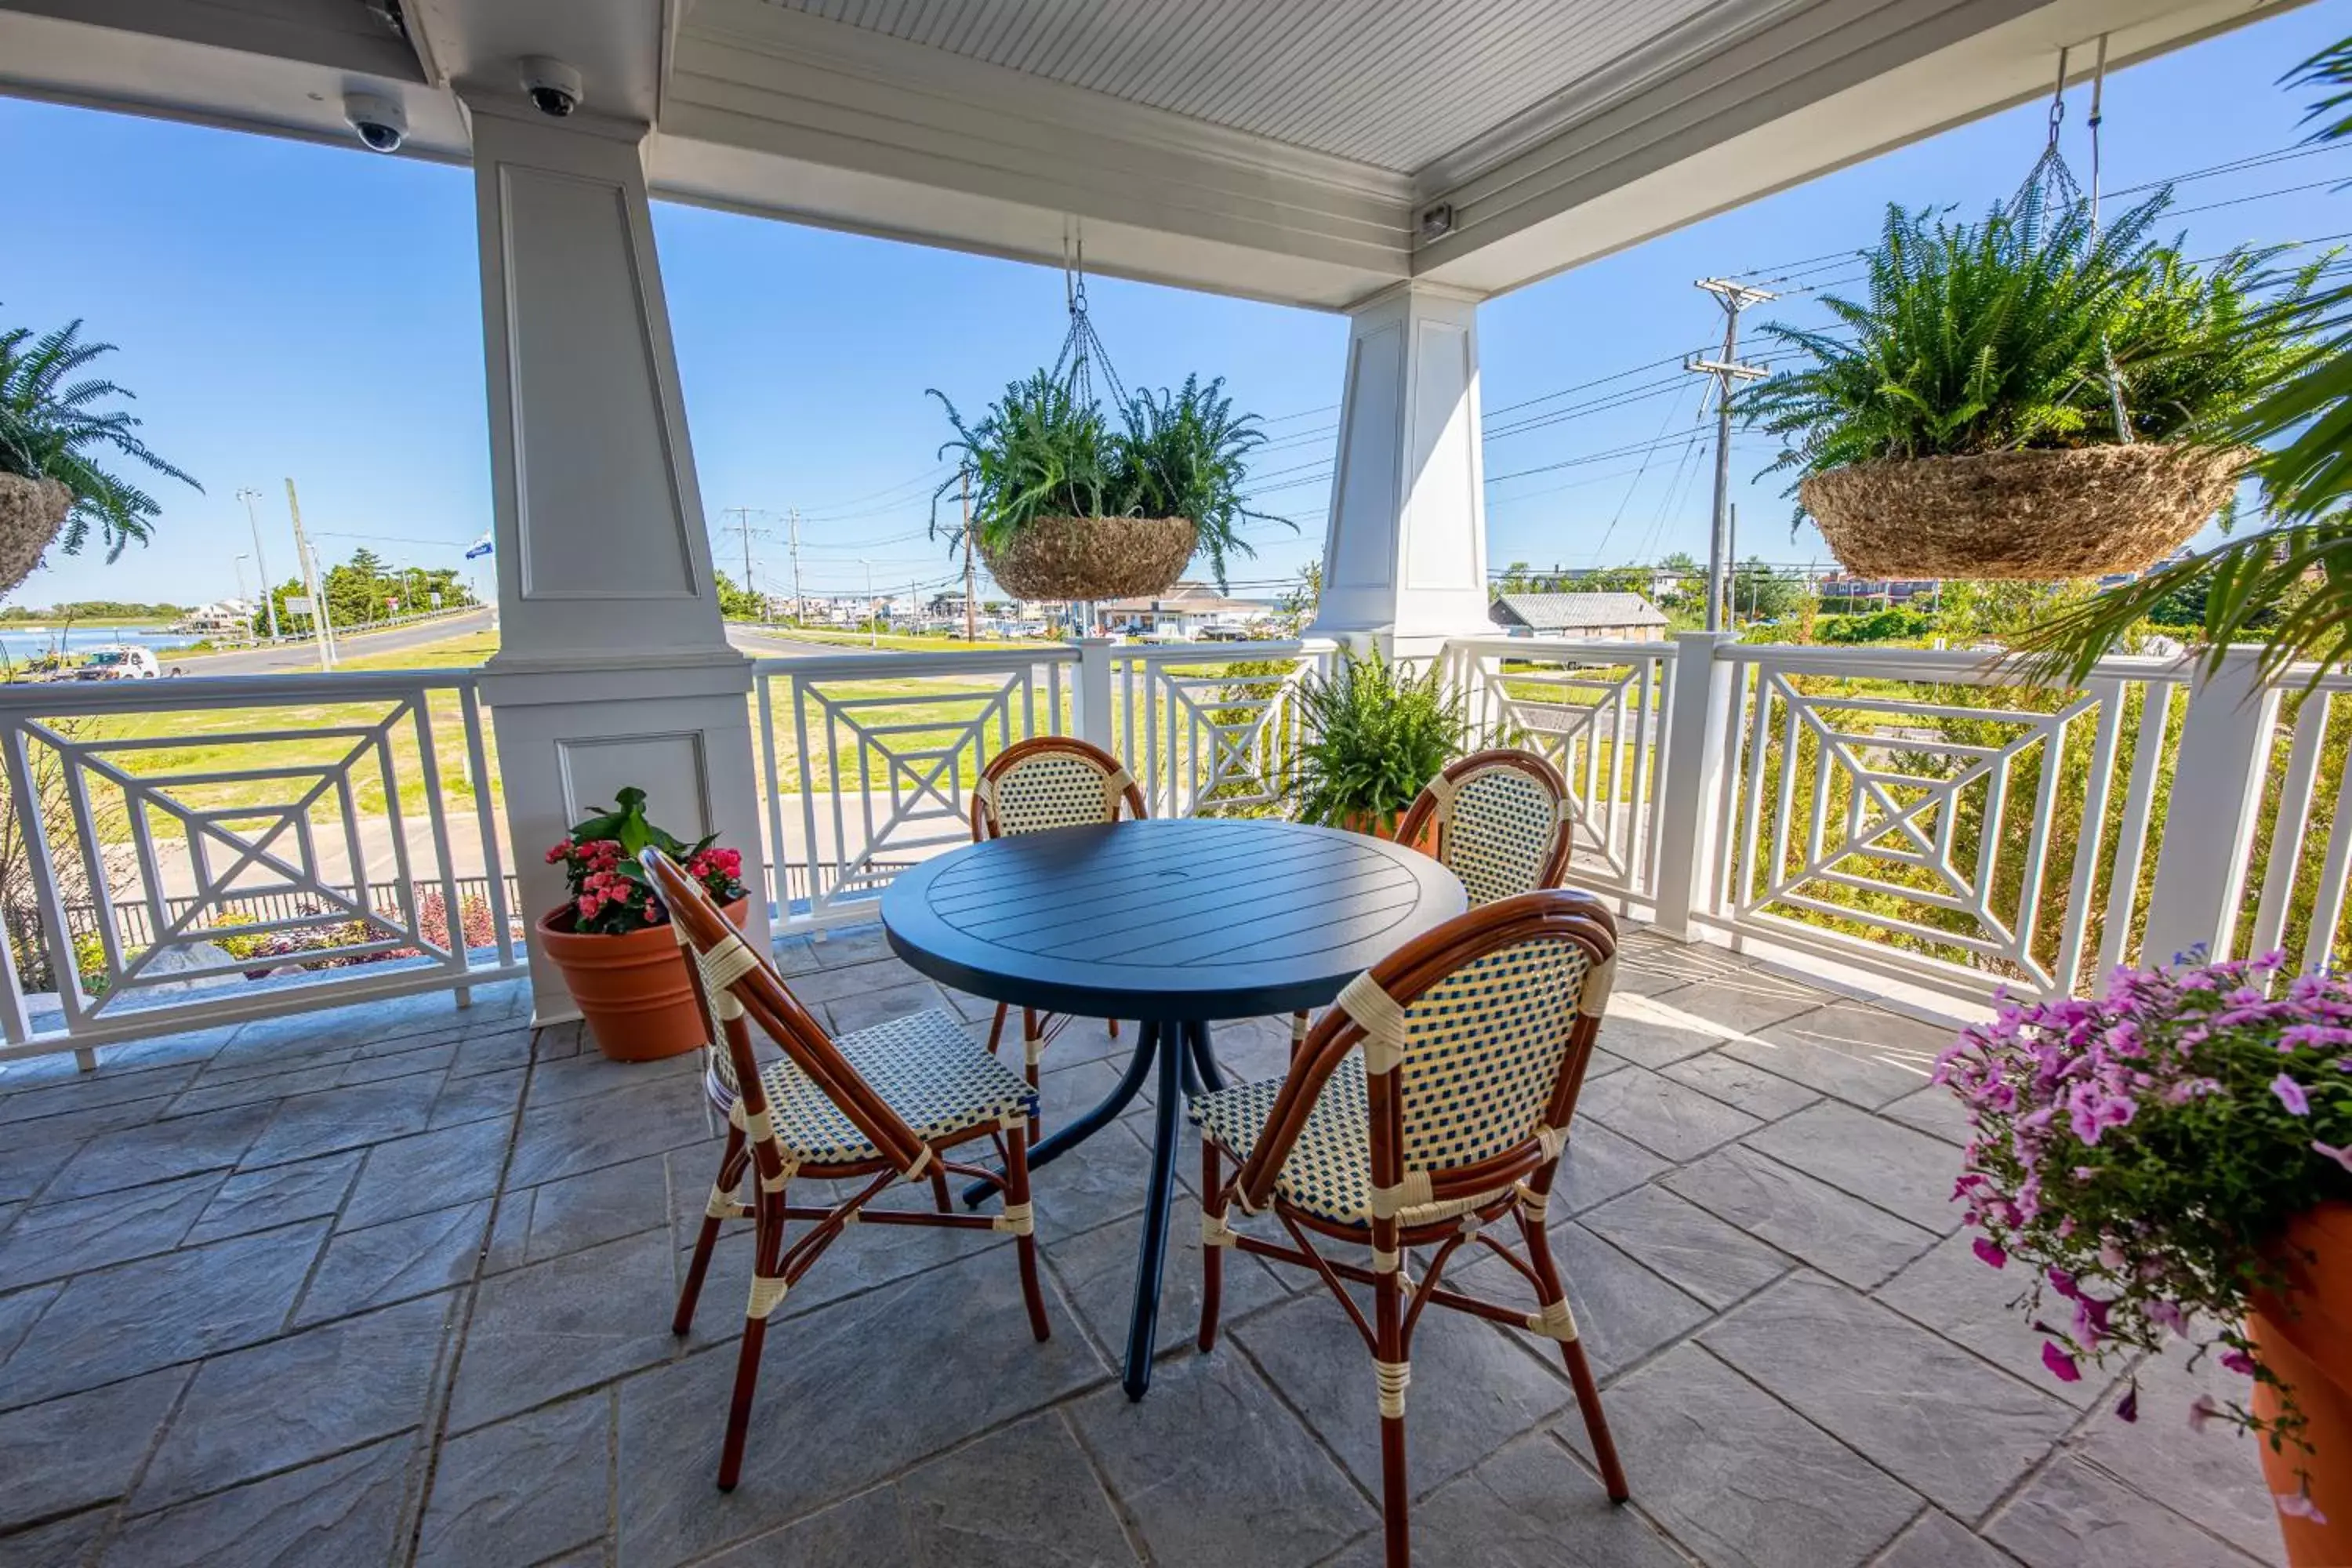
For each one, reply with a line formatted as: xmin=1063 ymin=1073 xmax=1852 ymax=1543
xmin=1288 ymin=648 xmax=1468 ymax=837
xmin=1743 ymin=195 xmax=2315 ymax=579
xmin=1939 ymin=949 xmax=2352 ymax=1563
xmin=0 ymin=317 xmax=197 ymax=594
xmin=536 ymin=787 xmax=750 ymax=1062
xmin=930 ymin=372 xmax=1276 ymax=600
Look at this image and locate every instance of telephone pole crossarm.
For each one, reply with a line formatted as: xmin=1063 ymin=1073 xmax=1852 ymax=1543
xmin=1686 ymin=277 xmax=1777 ymax=633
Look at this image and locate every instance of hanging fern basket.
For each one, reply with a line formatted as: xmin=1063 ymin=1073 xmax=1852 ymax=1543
xmin=978 ymin=515 xmax=1198 ymax=601
xmin=1799 ymin=443 xmax=2250 ymax=580
xmin=0 ymin=475 xmax=72 ymax=600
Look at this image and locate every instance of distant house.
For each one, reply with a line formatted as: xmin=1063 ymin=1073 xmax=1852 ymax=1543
xmin=1489 ymin=591 xmax=1669 ymax=641
xmin=1094 ymin=582 xmax=1274 ymax=640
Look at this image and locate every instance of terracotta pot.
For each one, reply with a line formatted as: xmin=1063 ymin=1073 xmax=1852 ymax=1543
xmin=2249 ymin=1202 xmax=2352 ymax=1566
xmin=536 ymin=895 xmax=749 ymax=1062
xmin=1337 ymin=811 xmax=1399 ymax=840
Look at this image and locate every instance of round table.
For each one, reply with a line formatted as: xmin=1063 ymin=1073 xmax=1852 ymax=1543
xmin=881 ymin=817 xmax=1468 ymax=1398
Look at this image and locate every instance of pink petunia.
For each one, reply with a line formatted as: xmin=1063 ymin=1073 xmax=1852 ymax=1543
xmin=2314 ymin=1142 xmax=2352 ymax=1175
xmin=2042 ymin=1341 xmax=2082 ymax=1383
xmin=2278 ymin=1490 xmax=2330 ymax=1525
xmin=2273 ymin=1074 xmax=2311 ymax=1116
xmin=2189 ymin=1394 xmax=2221 ymax=1433
xmin=2221 ymin=1348 xmax=2257 ymax=1377
xmin=1972 ymin=1237 xmax=2006 ymax=1270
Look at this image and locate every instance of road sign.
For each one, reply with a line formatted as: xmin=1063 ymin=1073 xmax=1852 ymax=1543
xmin=286 ymin=595 xmax=314 ymax=617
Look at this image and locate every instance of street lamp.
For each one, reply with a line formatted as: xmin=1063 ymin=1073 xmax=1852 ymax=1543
xmin=231 ymin=553 xmax=251 ymax=603
xmin=235 ymin=487 xmax=281 ymax=642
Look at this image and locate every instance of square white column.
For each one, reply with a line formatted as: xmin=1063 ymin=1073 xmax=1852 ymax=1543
xmin=1308 ymin=282 xmax=1492 ymax=655
xmin=461 ymin=95 xmax=770 ymax=1021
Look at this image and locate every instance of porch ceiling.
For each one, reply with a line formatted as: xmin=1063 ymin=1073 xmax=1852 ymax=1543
xmin=753 ymin=0 xmax=1737 ymax=174
xmin=0 ymin=0 xmax=2314 ymax=308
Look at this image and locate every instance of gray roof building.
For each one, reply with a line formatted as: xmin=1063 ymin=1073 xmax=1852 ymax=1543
xmin=1489 ymin=591 xmax=1670 ymax=635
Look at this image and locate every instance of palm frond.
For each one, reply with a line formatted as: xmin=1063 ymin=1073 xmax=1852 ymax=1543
xmin=0 ymin=311 xmax=196 ymax=558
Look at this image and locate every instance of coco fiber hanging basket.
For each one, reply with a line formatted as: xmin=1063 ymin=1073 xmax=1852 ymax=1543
xmin=1799 ymin=443 xmax=2249 ymax=580
xmin=978 ymin=514 xmax=1198 ymax=601
xmin=0 ymin=475 xmax=72 ymax=599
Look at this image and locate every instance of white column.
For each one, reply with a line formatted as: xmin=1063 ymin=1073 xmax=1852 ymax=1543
xmin=1651 ymin=630 xmax=1737 ymax=942
xmin=2140 ymin=648 xmax=2279 ymax=968
xmin=461 ymin=95 xmax=770 ymax=1022
xmin=1308 ymin=282 xmax=1492 ymax=656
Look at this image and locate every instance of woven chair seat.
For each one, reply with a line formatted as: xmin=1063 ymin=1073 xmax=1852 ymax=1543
xmin=747 ymin=1008 xmax=1036 ymax=1165
xmin=1191 ymin=1058 xmax=1376 ymax=1225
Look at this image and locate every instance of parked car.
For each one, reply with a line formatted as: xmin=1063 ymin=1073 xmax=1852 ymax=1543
xmin=70 ymin=645 xmax=162 ymax=681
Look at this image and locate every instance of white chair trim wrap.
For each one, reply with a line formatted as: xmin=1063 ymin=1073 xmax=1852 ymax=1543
xmin=1375 ymin=1359 xmax=1411 ymax=1418
xmin=1526 ymin=1295 xmax=1580 ymax=1341
xmin=1338 ymin=971 xmax=1410 ymax=1076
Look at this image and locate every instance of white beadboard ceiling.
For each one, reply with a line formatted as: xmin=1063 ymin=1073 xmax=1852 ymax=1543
xmin=755 ymin=0 xmax=1726 ymax=173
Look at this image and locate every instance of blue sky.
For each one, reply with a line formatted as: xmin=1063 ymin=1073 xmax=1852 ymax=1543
xmin=3 ymin=0 xmax=2348 ymax=608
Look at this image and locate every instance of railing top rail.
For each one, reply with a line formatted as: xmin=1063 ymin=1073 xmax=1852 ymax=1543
xmin=1720 ymin=642 xmax=2194 ymax=686
xmin=1442 ymin=636 xmax=1671 ymax=659
xmin=0 ymin=667 xmax=485 ymax=714
xmin=1109 ymin=638 xmax=1325 ymax=663
xmin=751 ymin=646 xmax=1077 ymax=680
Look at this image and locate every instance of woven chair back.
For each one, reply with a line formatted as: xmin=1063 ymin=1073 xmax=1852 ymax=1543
xmin=643 ymin=848 xmax=928 ymax=1174
xmin=971 ymin=736 xmax=1146 ymax=841
xmin=1395 ymin=749 xmax=1574 ymax=908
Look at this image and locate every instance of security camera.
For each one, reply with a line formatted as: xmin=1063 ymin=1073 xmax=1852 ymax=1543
xmin=519 ymin=56 xmax=583 ymax=118
xmin=343 ymin=91 xmax=406 ymax=153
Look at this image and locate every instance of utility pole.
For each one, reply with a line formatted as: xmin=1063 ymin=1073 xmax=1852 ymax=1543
xmin=721 ymin=506 xmax=757 ymax=616
xmin=787 ymin=508 xmax=803 ymax=626
xmin=858 ymin=557 xmax=875 ymax=648
xmin=237 ymin=486 xmax=281 ymax=641
xmin=309 ymin=543 xmax=339 ymax=667
xmin=1686 ymin=279 xmax=1773 ymax=632
xmin=284 ymin=478 xmax=332 ymax=670
xmin=960 ymin=469 xmax=978 ymax=643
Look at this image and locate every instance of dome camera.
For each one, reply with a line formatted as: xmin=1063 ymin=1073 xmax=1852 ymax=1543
xmin=519 ymin=56 xmax=583 ymax=117
xmin=343 ymin=91 xmax=407 ymax=153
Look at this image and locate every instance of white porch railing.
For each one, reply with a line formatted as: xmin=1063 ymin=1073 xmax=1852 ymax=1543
xmin=757 ymin=638 xmax=1330 ymax=925
xmin=0 ymin=670 xmax=523 ymax=1063
xmin=1442 ymin=636 xmax=1676 ymax=911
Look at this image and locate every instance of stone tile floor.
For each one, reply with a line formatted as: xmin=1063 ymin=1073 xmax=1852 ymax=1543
xmin=0 ymin=925 xmax=2284 ymax=1567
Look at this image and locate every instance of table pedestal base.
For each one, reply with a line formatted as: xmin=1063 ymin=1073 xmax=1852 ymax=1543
xmin=963 ymin=1017 xmax=1226 ymax=1399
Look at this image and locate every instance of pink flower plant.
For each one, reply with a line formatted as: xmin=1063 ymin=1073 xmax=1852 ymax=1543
xmin=545 ymin=786 xmax=748 ymax=937
xmin=1937 ymin=950 xmax=2351 ymax=1521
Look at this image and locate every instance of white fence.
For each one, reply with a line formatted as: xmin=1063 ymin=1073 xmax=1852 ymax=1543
xmin=756 ymin=638 xmax=1330 ymax=924
xmin=0 ymin=670 xmax=523 ymax=1063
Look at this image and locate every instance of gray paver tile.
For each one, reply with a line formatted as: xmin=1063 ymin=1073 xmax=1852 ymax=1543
xmin=1071 ymin=1351 xmax=1374 ymax=1568
xmin=446 ymin=1229 xmax=681 ymax=1433
xmin=1740 ymin=1099 xmax=1962 ymax=1232
xmin=1988 ymin=1455 xmax=2268 ymax=1568
xmin=1875 ymin=1232 xmax=2107 ymax=1410
xmin=896 ymin=1411 xmax=1139 ymax=1566
xmin=45 ymin=1102 xmax=274 ymax=1201
xmin=134 ymin=1289 xmax=453 ymax=1508
xmin=1576 ymin=1065 xmax=1763 ymax=1162
xmin=0 ymin=1367 xmax=189 ymax=1530
xmin=294 ymin=1198 xmax=490 ymax=1324
xmin=1581 ymin=1183 xmax=1791 ymax=1309
xmin=0 ymin=1171 xmax=223 ymax=1293
xmin=183 ymin=1150 xmax=362 ymax=1246
xmin=1556 ymin=1342 xmax=1919 ymax=1568
xmin=1326 ymin=1432 xmax=1688 ymax=1568
xmin=108 ymin=1434 xmax=412 ymax=1566
xmin=1701 ymin=1272 xmax=2072 ymax=1519
xmin=1877 ymin=1508 xmax=2022 ymax=1568
xmin=1664 ymin=1145 xmax=1933 ymax=1289
xmin=1659 ymin=1047 xmax=1822 ymax=1120
xmin=417 ymin=1391 xmax=608 ymax=1567
xmin=1723 ymin=1001 xmax=1948 ymax=1109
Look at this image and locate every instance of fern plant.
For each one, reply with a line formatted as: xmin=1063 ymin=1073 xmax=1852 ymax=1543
xmin=0 ymin=317 xmax=197 ymax=561
xmin=1289 ymin=649 xmax=1468 ymax=835
xmin=929 ymin=371 xmax=1282 ymax=590
xmin=1744 ymin=196 xmax=2314 ymax=526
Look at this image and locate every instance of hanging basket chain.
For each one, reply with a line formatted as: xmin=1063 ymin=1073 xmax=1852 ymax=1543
xmin=1048 ymin=234 xmax=1131 ymax=416
xmin=2007 ymin=39 xmax=2133 ymax=441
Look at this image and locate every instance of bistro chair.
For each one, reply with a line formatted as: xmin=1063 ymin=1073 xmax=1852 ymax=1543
xmin=1290 ymin=748 xmax=1576 ymax=1059
xmin=1194 ymin=889 xmax=1628 ymax=1568
xmin=645 ymin=848 xmax=1051 ymax=1491
xmin=969 ymin=735 xmax=1149 ymax=1125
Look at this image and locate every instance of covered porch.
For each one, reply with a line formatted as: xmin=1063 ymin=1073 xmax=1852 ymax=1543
xmin=0 ymin=0 xmax=2325 ymax=1562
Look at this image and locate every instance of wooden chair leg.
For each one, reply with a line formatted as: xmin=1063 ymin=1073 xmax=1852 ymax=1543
xmin=1374 ymin=1260 xmax=1412 ymax=1567
xmin=928 ymin=1163 xmax=953 ymax=1213
xmin=1198 ymin=1144 xmax=1228 ymax=1352
xmin=1022 ymin=1007 xmax=1046 ymax=1140
xmin=1526 ymin=1215 xmax=1628 ymax=1502
xmin=674 ymin=1125 xmax=746 ymax=1336
xmin=1110 ymin=1018 xmax=1121 ymax=1038
xmin=1003 ymin=1126 xmax=1051 ymax=1342
xmin=987 ymin=1001 xmax=1010 ymax=1058
xmin=717 ymin=1192 xmax=787 ymax=1491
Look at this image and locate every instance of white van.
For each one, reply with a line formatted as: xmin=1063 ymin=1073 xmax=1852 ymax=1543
xmin=72 ymin=645 xmax=162 ymax=681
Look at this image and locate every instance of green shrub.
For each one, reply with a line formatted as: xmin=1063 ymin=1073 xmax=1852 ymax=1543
xmin=1288 ymin=650 xmax=1468 ymax=834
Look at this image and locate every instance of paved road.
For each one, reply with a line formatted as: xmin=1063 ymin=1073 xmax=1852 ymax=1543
xmin=168 ymin=612 xmax=912 ymax=678
xmin=171 ymin=608 xmax=498 ymax=676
